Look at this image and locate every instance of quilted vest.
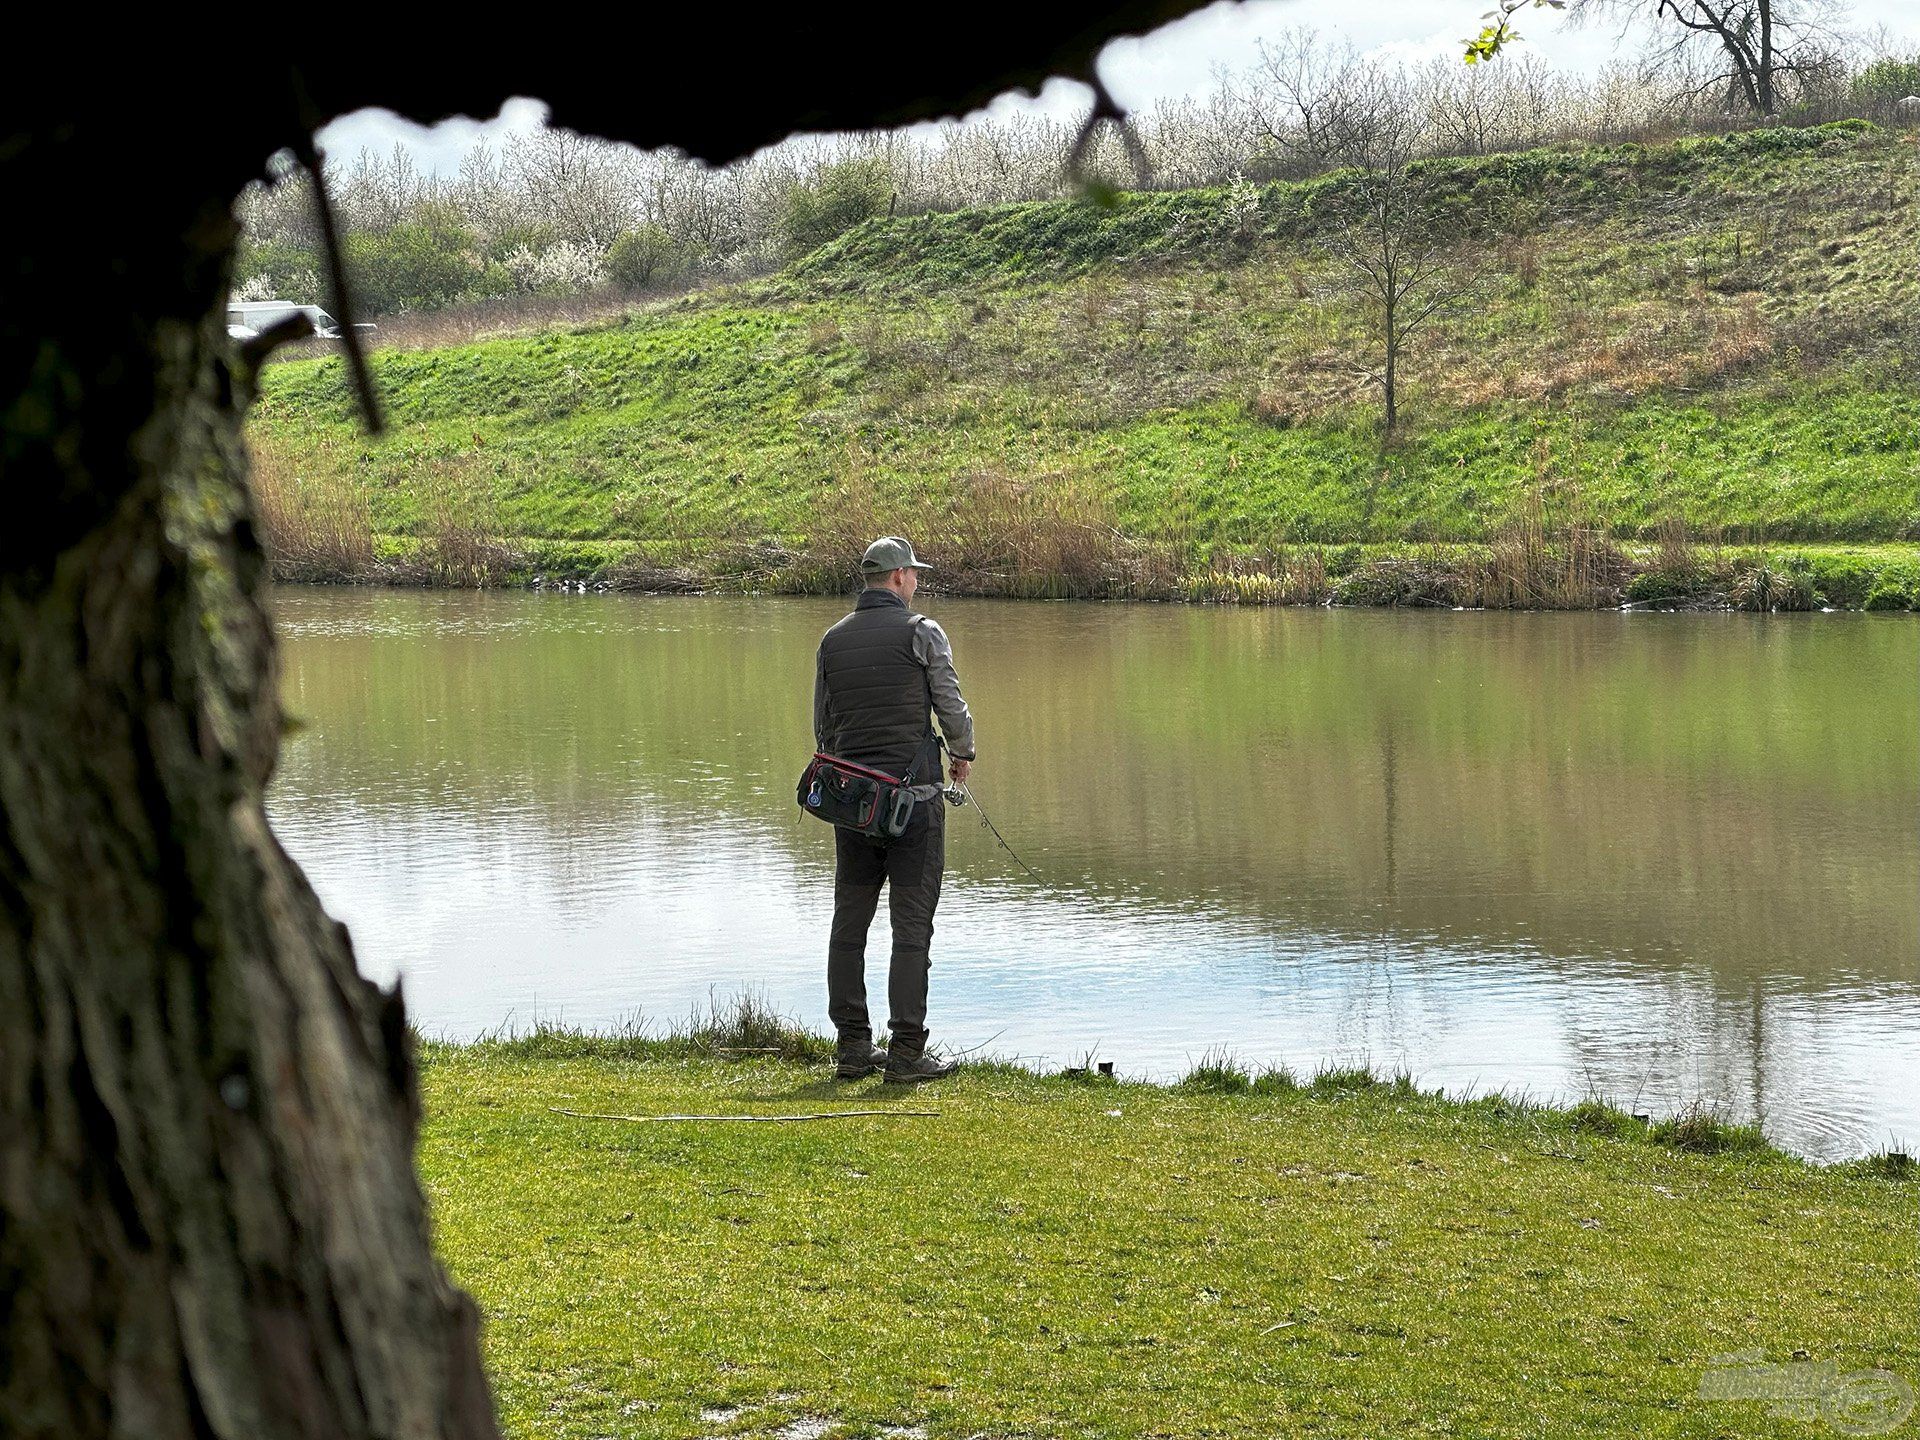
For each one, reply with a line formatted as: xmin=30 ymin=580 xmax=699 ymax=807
xmin=817 ymin=591 xmax=937 ymax=781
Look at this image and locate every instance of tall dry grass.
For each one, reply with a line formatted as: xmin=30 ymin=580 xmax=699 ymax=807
xmin=775 ymin=461 xmax=1181 ymax=599
xmin=417 ymin=456 xmax=517 ymax=587
xmin=1729 ymin=562 xmax=1821 ymax=611
xmin=758 ymin=450 xmax=1703 ymax=610
xmin=247 ymin=439 xmax=520 ymax=585
xmin=1620 ymin=515 xmax=1731 ymax=607
xmin=247 ymin=435 xmax=375 ymax=580
xmin=1463 ymin=478 xmax=1631 ymax=609
xmin=1654 ymin=513 xmax=1696 ymax=580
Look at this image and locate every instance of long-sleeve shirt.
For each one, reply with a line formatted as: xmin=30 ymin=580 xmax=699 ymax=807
xmin=814 ymin=607 xmax=976 ymax=798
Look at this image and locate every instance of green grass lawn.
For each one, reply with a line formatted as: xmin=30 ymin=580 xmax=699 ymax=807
xmin=420 ymin=1042 xmax=1917 ymax=1440
xmin=253 ymin=310 xmax=1920 ymax=552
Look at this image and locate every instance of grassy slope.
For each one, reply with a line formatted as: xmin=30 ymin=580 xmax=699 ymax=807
xmin=420 ymin=1042 xmax=1917 ymax=1440
xmin=253 ymin=123 xmax=1920 ymax=596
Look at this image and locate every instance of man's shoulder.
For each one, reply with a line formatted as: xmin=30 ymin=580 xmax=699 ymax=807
xmin=819 ymin=609 xmax=861 ymax=642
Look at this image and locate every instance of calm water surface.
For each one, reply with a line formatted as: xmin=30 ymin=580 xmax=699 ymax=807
xmin=267 ymin=587 xmax=1920 ymax=1159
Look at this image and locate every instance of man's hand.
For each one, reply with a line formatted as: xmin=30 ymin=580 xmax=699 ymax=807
xmin=949 ymin=757 xmax=972 ymax=784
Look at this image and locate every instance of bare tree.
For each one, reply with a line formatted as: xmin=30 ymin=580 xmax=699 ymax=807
xmin=1418 ymin=53 xmax=1564 ymax=155
xmin=236 ymin=162 xmax=322 ymax=253
xmin=450 ymin=142 xmax=518 ymax=247
xmin=1574 ymin=0 xmax=1844 ymax=117
xmin=500 ymin=129 xmax=641 ymax=248
xmin=1139 ymin=88 xmax=1262 ymax=189
xmin=1233 ymin=29 xmax=1381 ymax=177
xmin=1317 ymin=70 xmax=1471 ymax=437
xmin=336 ymin=144 xmax=438 ymax=232
xmin=915 ymin=111 xmax=1077 ymax=207
xmin=647 ymin=151 xmax=745 ymax=261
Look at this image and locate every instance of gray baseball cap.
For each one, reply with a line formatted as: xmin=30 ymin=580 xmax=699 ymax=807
xmin=860 ymin=536 xmax=933 ymax=572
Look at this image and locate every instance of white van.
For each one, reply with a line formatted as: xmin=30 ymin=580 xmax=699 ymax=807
xmin=226 ymin=300 xmax=375 ymax=342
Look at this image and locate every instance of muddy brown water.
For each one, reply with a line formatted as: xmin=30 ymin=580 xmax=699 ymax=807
xmin=267 ymin=587 xmax=1920 ymax=1159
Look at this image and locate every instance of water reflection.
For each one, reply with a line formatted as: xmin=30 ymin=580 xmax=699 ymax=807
xmin=267 ymin=587 xmax=1920 ymax=1158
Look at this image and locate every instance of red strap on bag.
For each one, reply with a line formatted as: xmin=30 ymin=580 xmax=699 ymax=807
xmin=810 ymin=751 xmax=906 ymax=786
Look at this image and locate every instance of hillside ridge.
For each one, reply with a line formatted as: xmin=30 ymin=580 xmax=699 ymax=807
xmin=251 ymin=123 xmax=1920 ymax=607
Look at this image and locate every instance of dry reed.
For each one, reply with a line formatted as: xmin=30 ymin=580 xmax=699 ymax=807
xmin=1463 ymin=478 xmax=1630 ymax=609
xmin=247 ymin=435 xmax=375 ymax=580
xmin=780 ymin=461 xmax=1164 ymax=599
xmin=418 ymin=456 xmax=516 ymax=587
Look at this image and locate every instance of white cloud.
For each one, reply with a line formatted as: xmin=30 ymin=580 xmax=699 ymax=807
xmin=316 ymin=95 xmax=549 ymax=174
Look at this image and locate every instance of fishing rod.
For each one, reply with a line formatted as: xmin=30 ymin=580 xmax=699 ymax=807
xmin=944 ymin=781 xmax=1047 ymax=886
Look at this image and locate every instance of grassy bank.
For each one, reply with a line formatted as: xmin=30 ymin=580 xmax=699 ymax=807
xmin=420 ymin=1013 xmax=1916 ymax=1440
xmin=251 ymin=123 xmax=1920 ymax=609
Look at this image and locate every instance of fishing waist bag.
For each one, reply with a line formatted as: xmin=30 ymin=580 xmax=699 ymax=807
xmin=797 ymin=752 xmax=920 ymax=838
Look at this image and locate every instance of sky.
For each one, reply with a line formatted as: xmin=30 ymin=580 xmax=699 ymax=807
xmin=318 ymin=0 xmax=1920 ymax=176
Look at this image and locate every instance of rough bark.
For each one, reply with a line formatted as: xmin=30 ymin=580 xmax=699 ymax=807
xmin=0 ymin=123 xmax=498 ymax=1440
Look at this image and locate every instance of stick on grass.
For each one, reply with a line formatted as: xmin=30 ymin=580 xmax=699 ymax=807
xmin=549 ymin=1107 xmax=939 ymax=1124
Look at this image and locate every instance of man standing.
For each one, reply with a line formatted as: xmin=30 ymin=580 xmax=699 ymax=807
xmin=813 ymin=536 xmax=976 ymax=1084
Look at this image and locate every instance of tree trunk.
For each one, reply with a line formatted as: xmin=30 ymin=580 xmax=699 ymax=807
xmin=3 ymin=15 xmax=1198 ymax=1434
xmin=1383 ymin=300 xmax=1400 ymax=435
xmin=0 ymin=124 xmax=499 ymax=1440
xmin=1755 ymin=0 xmax=1777 ymax=115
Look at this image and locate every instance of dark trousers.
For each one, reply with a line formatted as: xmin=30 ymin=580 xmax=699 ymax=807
xmin=827 ymin=798 xmax=944 ymax=1047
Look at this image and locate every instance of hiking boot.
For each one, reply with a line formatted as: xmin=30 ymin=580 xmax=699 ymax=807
xmin=883 ymin=1040 xmax=957 ymax=1085
xmin=834 ymin=1036 xmax=888 ymax=1081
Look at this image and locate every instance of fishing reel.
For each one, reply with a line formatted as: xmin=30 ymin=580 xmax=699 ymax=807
xmin=941 ymin=784 xmax=969 ymax=807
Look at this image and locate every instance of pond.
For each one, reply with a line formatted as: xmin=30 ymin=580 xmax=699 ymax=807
xmin=268 ymin=587 xmax=1920 ymax=1159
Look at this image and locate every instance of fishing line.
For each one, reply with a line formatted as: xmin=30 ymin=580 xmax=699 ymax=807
xmin=947 ymin=782 xmax=1048 ymax=886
